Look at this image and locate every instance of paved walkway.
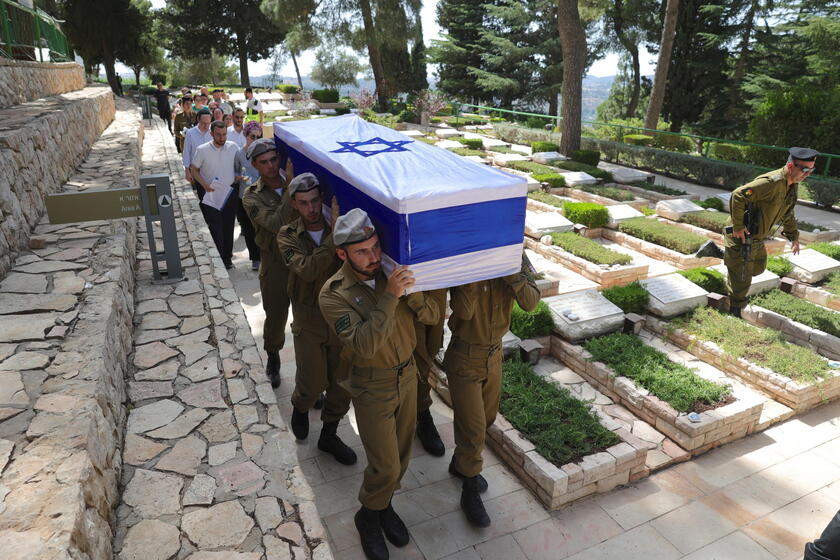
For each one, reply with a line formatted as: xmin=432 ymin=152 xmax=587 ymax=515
xmin=223 ymin=135 xmax=840 ymax=558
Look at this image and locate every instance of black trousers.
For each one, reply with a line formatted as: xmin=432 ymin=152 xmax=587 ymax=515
xmin=159 ymin=110 xmax=172 ymax=133
xmin=806 ymin=509 xmax=840 ymax=559
xmin=194 ymin=181 xmax=237 ymax=265
xmin=236 ymin=197 xmax=261 ymax=262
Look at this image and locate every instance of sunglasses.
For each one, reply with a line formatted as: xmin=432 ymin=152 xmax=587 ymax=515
xmin=793 ymin=162 xmax=816 ymax=174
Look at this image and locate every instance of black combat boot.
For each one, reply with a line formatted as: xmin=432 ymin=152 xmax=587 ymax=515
xmin=730 ymin=306 xmax=742 ymax=319
xmin=355 ymin=506 xmax=389 ymax=560
xmin=461 ymin=476 xmax=491 ymax=527
xmin=416 ymin=409 xmax=445 ymax=457
xmin=291 ymin=407 xmax=309 ymax=440
xmin=265 ymin=351 xmax=280 ymax=388
xmin=448 ymin=456 xmax=488 ymax=493
xmin=379 ymin=502 xmax=409 ymax=547
xmin=317 ymin=421 xmax=357 ymax=465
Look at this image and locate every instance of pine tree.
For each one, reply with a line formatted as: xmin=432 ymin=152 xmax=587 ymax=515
xmin=429 ymin=0 xmax=488 ymax=102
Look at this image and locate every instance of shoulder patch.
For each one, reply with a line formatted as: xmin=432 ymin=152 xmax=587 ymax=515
xmin=283 ymin=247 xmax=294 ymax=264
xmin=769 ymin=173 xmax=783 ymax=182
xmin=334 ymin=314 xmax=351 ymax=334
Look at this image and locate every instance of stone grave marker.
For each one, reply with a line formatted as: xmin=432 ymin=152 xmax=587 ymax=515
xmin=788 ymin=248 xmax=840 ymax=283
xmin=607 ymin=204 xmax=644 ymax=226
xmin=525 ymin=211 xmax=573 ymax=237
xmin=399 ymin=129 xmax=425 ymax=137
xmin=533 ymin=152 xmax=567 ymax=165
xmin=481 ymin=137 xmax=509 ymax=149
xmin=464 ymin=155 xmax=488 ymax=165
xmin=655 ymin=198 xmax=704 ymax=221
xmin=435 ymin=139 xmax=463 ymax=149
xmin=544 ymin=289 xmax=625 ymax=341
xmin=493 ymin=153 xmax=529 ymax=166
xmin=435 ymin=128 xmax=462 ymax=138
xmin=710 ymin=263 xmax=779 ymax=295
xmin=640 ymin=274 xmax=708 ymax=317
xmin=610 ymin=167 xmax=653 ymax=183
xmin=559 ymin=171 xmax=598 ymax=187
xmin=510 ymin=144 xmax=532 ymax=155
xmin=715 ymin=192 xmax=731 ymax=211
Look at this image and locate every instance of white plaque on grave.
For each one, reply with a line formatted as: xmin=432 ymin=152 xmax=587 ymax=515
xmin=435 ymin=128 xmax=462 ymax=138
xmin=399 ymin=129 xmax=425 ymax=137
xmin=560 ymin=171 xmax=598 ymax=187
xmin=788 ymin=248 xmax=840 ymax=284
xmin=607 ymin=204 xmax=644 ymax=227
xmin=610 ymin=167 xmax=653 ymax=184
xmin=436 ymin=139 xmax=463 ymax=149
xmin=710 ymin=263 xmax=779 ymax=296
xmin=493 ymin=153 xmax=529 ymax=166
xmin=510 ymin=144 xmax=532 ymax=155
xmin=464 ymin=155 xmax=488 ymax=165
xmin=655 ymin=198 xmax=704 ymax=221
xmin=544 ymin=289 xmax=625 ymax=341
xmin=532 ymin=151 xmax=568 ymax=165
xmin=481 ymin=137 xmax=509 ymax=149
xmin=525 ymin=211 xmax=573 ymax=237
xmin=715 ymin=192 xmax=731 ymax=211
xmin=640 ymin=274 xmax=708 ymax=317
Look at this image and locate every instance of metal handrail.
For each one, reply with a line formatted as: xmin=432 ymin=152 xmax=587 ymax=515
xmin=0 ymin=0 xmax=73 ymax=62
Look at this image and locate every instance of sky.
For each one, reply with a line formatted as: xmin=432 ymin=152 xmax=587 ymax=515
xmin=128 ymin=0 xmax=655 ymax=80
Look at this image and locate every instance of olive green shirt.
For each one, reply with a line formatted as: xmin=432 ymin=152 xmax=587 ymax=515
xmin=729 ymin=167 xmax=799 ymax=243
xmin=242 ymin=177 xmax=297 ymax=260
xmin=277 ymin=218 xmax=339 ymax=307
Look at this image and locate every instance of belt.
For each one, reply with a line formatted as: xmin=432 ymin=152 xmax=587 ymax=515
xmin=449 ymin=339 xmax=501 ymax=358
xmin=354 ymin=356 xmax=414 ymax=379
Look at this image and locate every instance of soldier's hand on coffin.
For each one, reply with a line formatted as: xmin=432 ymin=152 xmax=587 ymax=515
xmin=284 ymin=158 xmax=294 ymax=186
xmin=331 ymin=196 xmax=340 ymax=230
xmin=386 ymin=266 xmax=415 ymax=298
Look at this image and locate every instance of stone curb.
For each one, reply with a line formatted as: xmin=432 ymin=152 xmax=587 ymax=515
xmin=601 ymin=228 xmax=721 ymax=269
xmin=550 ymin=185 xmax=651 ymax=211
xmin=793 ymin=281 xmax=840 ymax=312
xmin=742 ymin=303 xmax=840 ymax=361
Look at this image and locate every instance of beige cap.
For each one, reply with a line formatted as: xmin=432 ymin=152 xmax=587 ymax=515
xmin=246 ymin=138 xmax=276 ymax=161
xmin=333 ymin=208 xmax=376 ymax=246
xmin=288 ymin=173 xmax=319 ymax=197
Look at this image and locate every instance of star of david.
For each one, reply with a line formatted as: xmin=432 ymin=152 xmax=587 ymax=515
xmin=330 ymin=137 xmax=414 ymax=157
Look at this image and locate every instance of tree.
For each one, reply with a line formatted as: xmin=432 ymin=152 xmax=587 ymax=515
xmin=261 ymin=0 xmax=321 ymax=90
xmin=266 ymin=47 xmax=285 ymax=87
xmin=556 ymin=0 xmax=587 ymax=154
xmin=311 ymin=46 xmax=365 ymax=89
xmin=161 ymin=0 xmax=285 ymax=86
xmin=169 ymin=52 xmax=240 ymax=86
xmin=61 ymin=0 xmax=147 ymax=94
xmin=644 ymin=0 xmax=679 ymax=130
xmin=596 ymin=54 xmax=652 ymax=121
xmin=604 ymin=0 xmax=656 ymax=118
xmin=430 ymin=0 xmax=489 ymax=103
xmin=121 ymin=1 xmax=164 ymax=85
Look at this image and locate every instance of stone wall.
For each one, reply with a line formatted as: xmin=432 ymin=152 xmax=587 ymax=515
xmin=0 ymin=85 xmax=116 ymax=278
xmin=0 ymin=98 xmax=142 ymax=560
xmin=0 ymin=60 xmax=86 ymax=109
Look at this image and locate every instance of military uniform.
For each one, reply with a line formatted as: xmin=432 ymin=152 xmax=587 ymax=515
xmin=277 ymin=216 xmax=350 ymax=423
xmin=726 ymin=166 xmax=799 ymax=308
xmin=413 ymin=289 xmax=447 ymax=412
xmin=173 ymin=111 xmax=196 ymax=153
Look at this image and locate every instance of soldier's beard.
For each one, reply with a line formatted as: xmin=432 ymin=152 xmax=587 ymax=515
xmin=348 ymin=256 xmax=379 ymax=280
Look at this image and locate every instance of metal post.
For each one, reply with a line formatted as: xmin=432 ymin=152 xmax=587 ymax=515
xmin=139 ymin=174 xmax=183 ymax=282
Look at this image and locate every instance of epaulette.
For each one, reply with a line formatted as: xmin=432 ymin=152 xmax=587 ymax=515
xmin=768 ymin=172 xmax=783 ymax=182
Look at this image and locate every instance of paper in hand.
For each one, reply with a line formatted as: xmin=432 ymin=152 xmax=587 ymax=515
xmin=201 ymin=181 xmax=234 ymax=211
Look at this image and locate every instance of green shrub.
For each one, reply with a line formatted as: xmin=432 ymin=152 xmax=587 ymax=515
xmin=558 ymin=161 xmax=614 ymax=181
xmin=767 ymin=256 xmax=793 ymax=276
xmin=311 ymin=89 xmax=339 ymax=103
xmin=804 ymin=181 xmax=840 ymax=208
xmin=580 ymin=185 xmax=635 ymax=202
xmin=141 ymin=87 xmax=156 ymax=95
xmin=430 ymin=117 xmax=441 ymax=123
xmin=563 ymin=202 xmax=610 ymax=229
xmin=500 ymin=360 xmax=621 ymax=466
xmin=678 ymin=267 xmax=727 ymax=294
xmin=629 ymin=182 xmax=687 ymax=196
xmin=797 ymin=221 xmax=821 ymax=232
xmin=507 ymin=160 xmax=556 ymax=175
xmin=524 ymin=116 xmax=550 ymax=129
xmin=532 ymin=173 xmax=566 ymax=188
xmin=809 ymin=242 xmax=840 ymax=261
xmin=584 ymin=333 xmax=731 ymax=412
xmin=710 ymin=142 xmax=748 ymax=163
xmin=681 ymin=210 xmax=731 ymax=233
xmin=278 ymin=84 xmax=301 ymax=94
xmin=823 ymin=272 xmax=840 ymax=295
xmin=532 ymin=141 xmax=560 ymax=153
xmin=449 ymin=147 xmax=485 ymax=157
xmin=674 ymin=307 xmax=831 ymax=383
xmin=618 ymin=217 xmax=708 ymax=254
xmin=528 ymin=191 xmax=564 ymax=208
xmin=489 ymin=145 xmax=514 ymax=154
xmin=601 ymin=281 xmax=649 ymax=314
xmin=639 ymin=205 xmax=656 ymax=216
xmin=550 ymin=232 xmax=632 ymax=266
xmin=698 ymin=197 xmax=725 ymax=211
xmin=751 ymin=289 xmax=840 ymax=338
xmin=570 ymin=149 xmax=601 ymax=166
xmin=458 ymin=137 xmax=483 ymax=150
xmin=334 ymin=106 xmax=351 ymax=115
xmin=395 ymin=109 xmax=418 ymax=123
xmin=651 ymin=132 xmax=695 ymax=153
xmin=624 ymin=134 xmax=654 ymax=146
xmin=510 ymin=301 xmax=555 ymax=338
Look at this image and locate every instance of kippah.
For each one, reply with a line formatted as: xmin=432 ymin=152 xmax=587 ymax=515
xmin=789 ymin=147 xmax=819 ymax=161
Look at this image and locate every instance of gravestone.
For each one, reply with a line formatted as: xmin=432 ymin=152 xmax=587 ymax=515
xmin=787 ymin=248 xmax=840 ymax=283
xmin=435 ymin=128 xmax=462 ymax=139
xmin=525 ymin=210 xmax=573 ymax=237
xmin=493 ymin=153 xmax=529 ymax=166
xmin=399 ymin=129 xmax=425 ymax=138
xmin=320 ymin=109 xmax=337 ymax=115
xmin=607 ymin=204 xmax=644 ymax=227
xmin=510 ymin=144 xmax=532 ymax=155
xmin=526 ymin=248 xmax=598 ymax=295
xmin=544 ymin=289 xmax=625 ymax=341
xmin=640 ymin=274 xmax=708 ymax=317
xmin=435 ymin=139 xmax=463 ymax=149
xmin=710 ymin=263 xmax=779 ymax=295
xmin=533 ymin=152 xmax=567 ymax=165
xmin=560 ymin=171 xmax=598 ymax=187
xmin=480 ymin=137 xmax=509 ymax=149
xmin=655 ymin=199 xmax=704 ymax=221
xmin=464 ymin=155 xmax=488 ymax=165
xmin=610 ymin=167 xmax=653 ymax=184
xmin=715 ymin=192 xmax=731 ymax=211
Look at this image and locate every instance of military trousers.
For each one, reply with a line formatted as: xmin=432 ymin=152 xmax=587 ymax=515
xmin=443 ymin=339 xmax=503 ymax=478
xmin=805 ymin=508 xmax=840 ymax=559
xmin=413 ymin=324 xmax=435 ymax=414
xmin=258 ymin=256 xmax=290 ymax=353
xmin=349 ymin=358 xmax=418 ymax=510
xmin=290 ymin=303 xmax=351 ymax=424
xmin=724 ymin=238 xmax=767 ymax=309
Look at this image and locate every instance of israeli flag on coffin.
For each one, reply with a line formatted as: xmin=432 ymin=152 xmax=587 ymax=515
xmin=273 ymin=115 xmax=527 ymax=292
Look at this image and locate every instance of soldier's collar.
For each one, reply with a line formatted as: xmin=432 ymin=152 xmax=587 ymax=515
xmin=295 ymin=217 xmax=330 ymax=235
xmin=339 ymin=260 xmax=379 ymax=290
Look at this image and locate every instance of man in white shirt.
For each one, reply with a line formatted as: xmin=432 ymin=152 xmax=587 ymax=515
xmin=244 ymin=87 xmax=264 ymax=123
xmin=190 ymin=120 xmax=240 ymax=269
xmin=212 ymin=88 xmax=235 ymax=115
xmin=227 ymin=108 xmax=247 ymax=148
xmin=182 ymin=109 xmax=213 ymax=184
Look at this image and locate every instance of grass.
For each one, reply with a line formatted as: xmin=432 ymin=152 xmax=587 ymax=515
xmin=488 ymin=145 xmax=515 ymax=153
xmin=618 ymin=217 xmax=708 ymax=254
xmin=601 ymin=281 xmax=649 ymax=314
xmin=510 ymin=301 xmax=555 ymax=339
xmin=500 ymin=359 xmax=621 ymax=466
xmin=580 ymin=185 xmax=635 ymax=202
xmin=809 ymin=242 xmax=840 ymax=261
xmin=751 ymin=289 xmax=840 ymax=338
xmin=678 ymin=267 xmax=727 ymax=293
xmin=767 ymin=255 xmax=793 ymax=276
xmin=672 ymin=307 xmax=832 ymax=384
xmin=824 ymin=272 xmax=840 ymax=296
xmin=563 ymin=202 xmax=610 ymax=228
xmin=797 ymin=221 xmax=823 ymax=232
xmin=550 ymin=232 xmax=632 ymax=266
xmin=508 ymin=160 xmax=557 ymax=175
xmin=528 ymin=191 xmax=564 ymax=209
xmin=680 ymin=210 xmax=731 ymax=233
xmin=639 ymin=205 xmax=656 ymax=216
xmin=584 ymin=333 xmax=731 ymax=413
xmin=449 ymin=147 xmax=485 ymax=157
xmin=629 ymin=182 xmax=687 ymax=196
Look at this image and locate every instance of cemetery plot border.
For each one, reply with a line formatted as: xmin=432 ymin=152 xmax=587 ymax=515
xmin=741 ymin=303 xmax=840 ymax=361
xmin=646 ymin=315 xmax=840 ymax=413
xmin=548 ymin=187 xmax=651 ymax=210
xmin=601 ymin=228 xmax=721 ymax=269
xmin=656 ymin=218 xmax=788 ymax=256
xmin=798 ymin=228 xmax=840 ymax=244
xmin=613 ymin=183 xmax=696 ymax=203
xmin=524 ymin=237 xmax=649 ymax=289
xmin=551 ymin=337 xmax=762 ymax=454
xmin=792 ymin=281 xmax=840 ymax=312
